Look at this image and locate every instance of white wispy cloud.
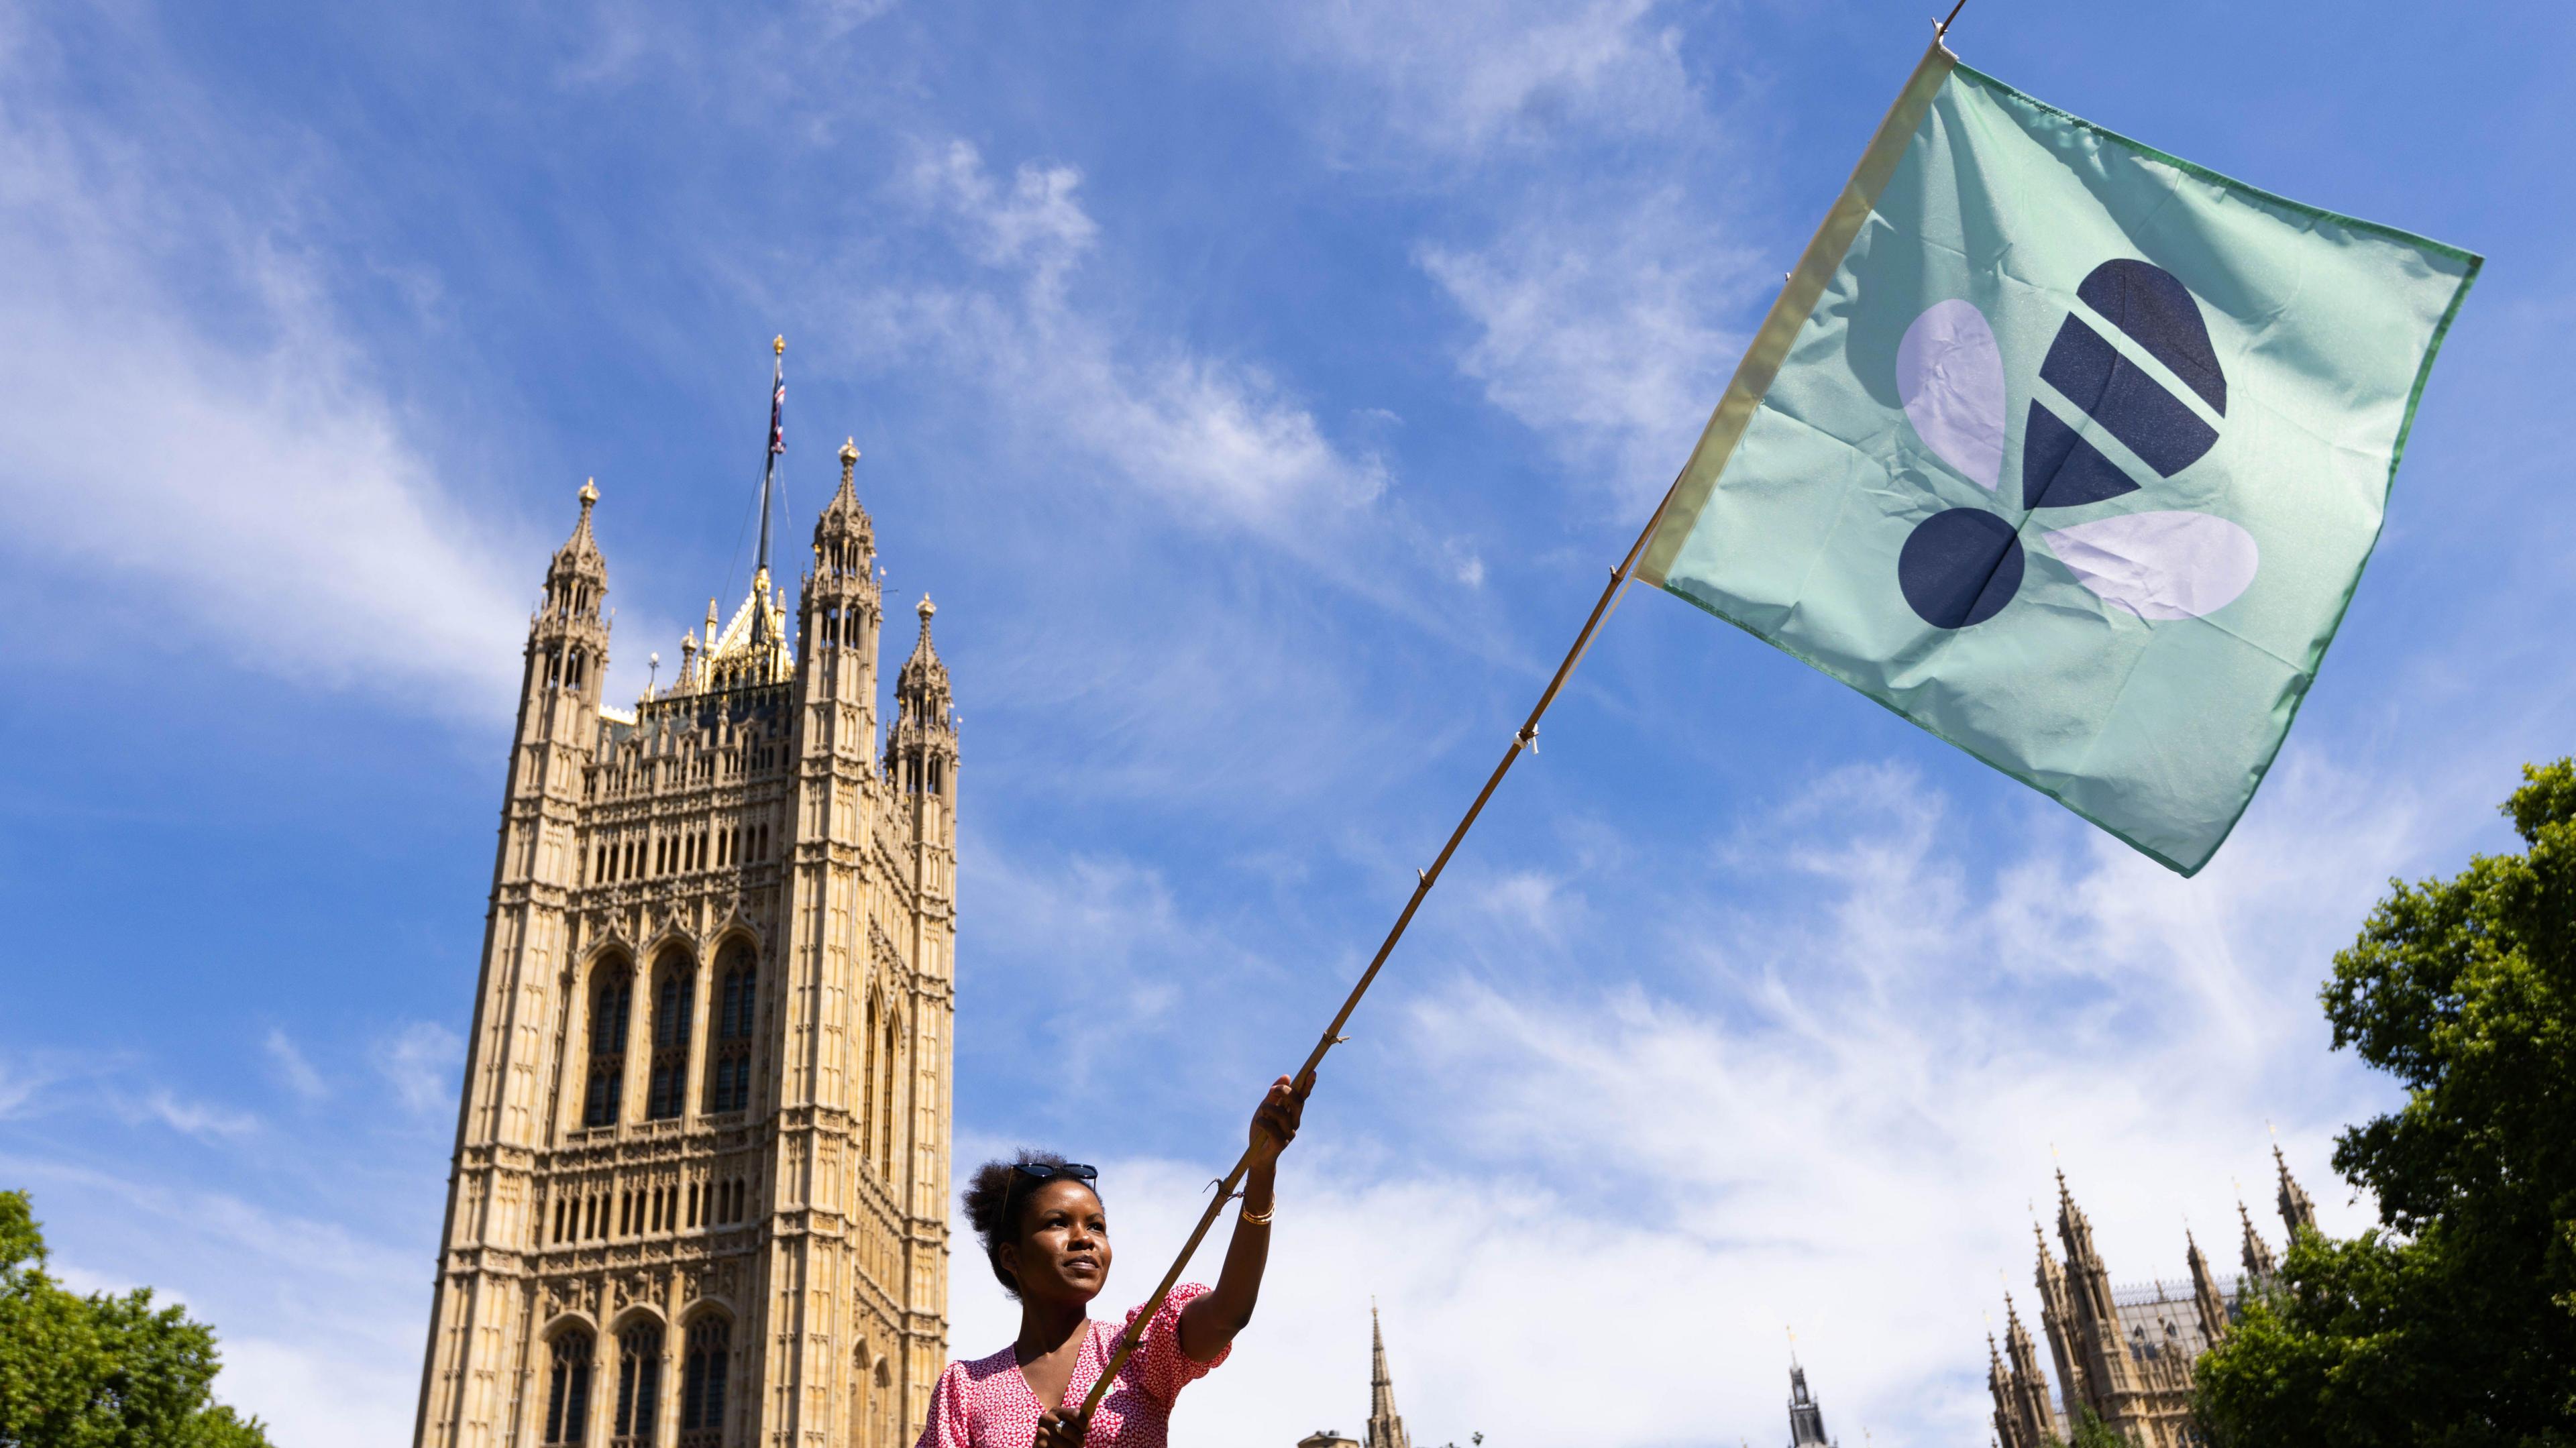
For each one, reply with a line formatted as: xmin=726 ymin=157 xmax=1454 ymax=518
xmin=376 ymin=1021 xmax=465 ymax=1116
xmin=908 ymin=140 xmax=1099 ymax=292
xmin=133 ymin=1090 xmax=262 ymax=1141
xmin=847 ymin=139 xmax=1390 ymax=545
xmin=0 ymin=1057 xmax=74 ymax=1121
xmin=0 ymin=29 xmax=530 ymax=720
xmin=957 ymin=840 xmax=1300 ymax=1103
xmin=1420 ymin=184 xmax=1762 ymax=510
xmin=1240 ymin=0 xmax=1761 ymax=514
xmin=1271 ymin=0 xmax=1699 ymax=162
xmin=263 ymin=1028 xmax=329 ymax=1104
xmin=555 ymin=0 xmax=901 ymax=94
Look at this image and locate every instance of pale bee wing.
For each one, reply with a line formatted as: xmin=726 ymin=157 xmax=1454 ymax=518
xmin=1897 ymin=298 xmax=2006 ymax=491
xmin=2039 ymin=510 xmax=2259 ymax=621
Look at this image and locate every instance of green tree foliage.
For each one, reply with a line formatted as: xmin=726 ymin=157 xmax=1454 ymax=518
xmin=2194 ymin=760 xmax=2576 ymax=1447
xmin=0 ymin=1190 xmax=270 ymax=1447
xmin=2065 ymin=1405 xmax=2132 ymax=1447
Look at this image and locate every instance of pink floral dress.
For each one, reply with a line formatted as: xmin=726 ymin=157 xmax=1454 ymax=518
xmin=914 ymin=1283 xmax=1230 ymax=1448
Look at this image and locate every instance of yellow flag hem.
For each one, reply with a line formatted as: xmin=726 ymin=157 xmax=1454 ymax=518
xmin=1638 ymin=36 xmax=1957 ymax=588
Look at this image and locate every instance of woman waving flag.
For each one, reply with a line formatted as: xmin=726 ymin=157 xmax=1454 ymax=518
xmin=916 ymin=1074 xmax=1311 ymax=1447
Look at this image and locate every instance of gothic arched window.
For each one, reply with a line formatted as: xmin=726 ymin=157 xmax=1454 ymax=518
xmin=584 ymin=966 xmax=634 ymax=1129
xmin=877 ymin=1011 xmax=900 ymax=1178
xmin=679 ymin=1315 xmax=730 ymax=1447
xmin=859 ymin=995 xmax=879 ymax=1163
xmin=613 ymin=1321 xmax=664 ymax=1447
xmin=706 ymin=946 xmax=755 ymax=1115
xmin=544 ymin=1329 xmax=594 ymax=1445
xmin=647 ymin=952 xmax=694 ymax=1121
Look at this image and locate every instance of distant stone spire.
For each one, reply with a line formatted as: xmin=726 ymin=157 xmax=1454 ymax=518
xmin=2239 ymin=1198 xmax=2277 ymax=1278
xmin=545 ymin=479 xmax=607 ymax=606
xmin=2184 ymin=1228 xmax=2231 ymax=1345
xmin=524 ymin=478 xmax=610 ymax=712
xmin=566 ymin=477 xmax=600 ymax=551
xmin=897 ymin=596 xmax=951 ymax=715
xmin=2029 ymin=1217 xmax=2086 ymax=1428
xmin=816 ymin=437 xmax=872 ymax=538
xmin=2051 ymin=1167 xmax=2139 ymax=1403
xmin=1990 ymin=1296 xmax=2055 ymax=1448
xmin=2274 ymin=1144 xmax=2318 ymax=1235
xmin=1365 ymin=1302 xmax=1410 ymax=1448
xmin=1787 ymin=1353 xmax=1833 ymax=1446
xmin=2053 ymin=1168 xmax=2098 ymax=1268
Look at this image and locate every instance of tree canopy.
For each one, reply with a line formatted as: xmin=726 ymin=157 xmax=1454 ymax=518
xmin=0 ymin=1190 xmax=270 ymax=1447
xmin=2194 ymin=759 xmax=2576 ymax=1447
xmin=2065 ymin=1406 xmax=2129 ymax=1447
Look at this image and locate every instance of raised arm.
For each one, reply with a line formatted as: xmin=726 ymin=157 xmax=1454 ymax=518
xmin=1178 ymin=1072 xmax=1311 ymax=1362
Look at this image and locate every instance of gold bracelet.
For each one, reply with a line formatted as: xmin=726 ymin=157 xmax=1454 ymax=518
xmin=1239 ymin=1201 xmax=1275 ymax=1226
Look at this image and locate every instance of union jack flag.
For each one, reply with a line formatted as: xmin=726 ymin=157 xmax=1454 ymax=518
xmin=768 ymin=370 xmax=786 ymax=455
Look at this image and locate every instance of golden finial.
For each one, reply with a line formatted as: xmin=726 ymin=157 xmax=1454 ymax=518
xmin=918 ymin=594 xmax=936 ymax=621
xmin=579 ymin=476 xmax=598 ymax=507
xmin=774 ymin=335 xmax=786 ymax=356
xmin=840 ymin=436 xmax=859 ymax=465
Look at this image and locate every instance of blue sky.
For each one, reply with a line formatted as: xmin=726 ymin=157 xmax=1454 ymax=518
xmin=1 ymin=1 xmax=2569 ymax=1443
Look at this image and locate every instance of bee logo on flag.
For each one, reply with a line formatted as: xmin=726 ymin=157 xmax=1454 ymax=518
xmin=1892 ymin=260 xmax=2259 ymax=629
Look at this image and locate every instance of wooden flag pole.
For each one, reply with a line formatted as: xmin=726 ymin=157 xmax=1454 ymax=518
xmin=1075 ymin=468 xmax=1685 ymax=1424
xmin=1078 ymin=8 xmax=1986 ymax=1411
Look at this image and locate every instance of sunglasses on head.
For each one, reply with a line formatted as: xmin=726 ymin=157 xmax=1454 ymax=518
xmin=1012 ymin=1162 xmax=1099 ymax=1190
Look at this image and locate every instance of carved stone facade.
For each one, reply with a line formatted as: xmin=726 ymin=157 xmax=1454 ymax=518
xmin=1987 ymin=1148 xmax=2320 ymax=1448
xmin=411 ymin=439 xmax=959 ymax=1448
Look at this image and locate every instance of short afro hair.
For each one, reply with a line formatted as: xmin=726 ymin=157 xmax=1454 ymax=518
xmin=962 ymin=1150 xmax=1098 ymax=1298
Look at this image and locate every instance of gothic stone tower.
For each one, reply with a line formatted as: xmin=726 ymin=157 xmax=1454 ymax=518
xmin=411 ymin=440 xmax=960 ymax=1448
xmin=1988 ymin=1151 xmax=2323 ymax=1448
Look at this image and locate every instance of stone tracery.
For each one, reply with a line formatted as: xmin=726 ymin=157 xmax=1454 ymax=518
xmin=413 ymin=441 xmax=959 ymax=1448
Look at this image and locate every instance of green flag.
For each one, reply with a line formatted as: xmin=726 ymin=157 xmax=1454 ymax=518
xmin=1638 ymin=38 xmax=2479 ymax=875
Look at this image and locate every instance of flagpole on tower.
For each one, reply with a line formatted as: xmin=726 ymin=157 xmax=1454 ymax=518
xmin=753 ymin=334 xmax=785 ymax=644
